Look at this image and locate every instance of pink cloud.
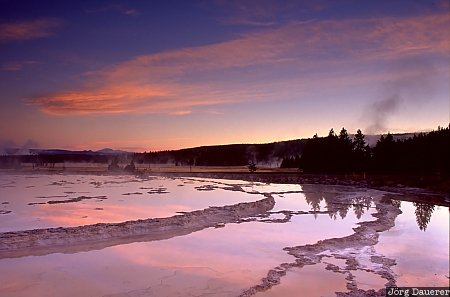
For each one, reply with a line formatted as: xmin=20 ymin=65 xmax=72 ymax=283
xmin=170 ymin=110 xmax=192 ymax=116
xmin=29 ymin=13 xmax=449 ymax=116
xmin=31 ymin=83 xmax=231 ymax=115
xmin=0 ymin=18 xmax=63 ymax=41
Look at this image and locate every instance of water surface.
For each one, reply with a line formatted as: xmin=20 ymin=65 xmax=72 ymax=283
xmin=0 ymin=173 xmax=448 ymax=297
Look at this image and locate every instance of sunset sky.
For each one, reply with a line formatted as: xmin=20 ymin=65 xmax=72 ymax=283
xmin=1 ymin=0 xmax=449 ymax=152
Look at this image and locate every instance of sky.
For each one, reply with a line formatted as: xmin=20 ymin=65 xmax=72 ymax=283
xmin=0 ymin=0 xmax=449 ymax=152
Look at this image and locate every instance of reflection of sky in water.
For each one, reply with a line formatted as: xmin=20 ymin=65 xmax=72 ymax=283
xmin=351 ymin=270 xmax=387 ymax=290
xmin=0 ymin=174 xmax=266 ymax=232
xmin=241 ymin=182 xmax=302 ymax=193
xmin=376 ymin=202 xmax=449 ymax=286
xmin=183 ymin=177 xmax=253 ymax=185
xmin=0 ymin=200 xmax=371 ymax=297
xmin=0 ymin=174 xmax=377 ymax=232
xmin=0 ymin=173 xmax=448 ymax=296
xmin=272 ymin=193 xmax=312 ymax=211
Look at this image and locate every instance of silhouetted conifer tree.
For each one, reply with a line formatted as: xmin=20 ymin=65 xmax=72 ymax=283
xmin=352 ymin=129 xmax=370 ymax=172
xmin=337 ymin=127 xmax=353 ymax=172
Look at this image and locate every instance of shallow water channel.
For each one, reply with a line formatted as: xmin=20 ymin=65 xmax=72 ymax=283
xmin=0 ymin=173 xmax=448 ymax=297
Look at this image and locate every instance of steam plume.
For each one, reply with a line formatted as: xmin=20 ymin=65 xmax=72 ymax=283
xmin=365 ymin=58 xmax=437 ymax=134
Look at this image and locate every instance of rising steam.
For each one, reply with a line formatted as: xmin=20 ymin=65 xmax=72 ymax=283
xmin=365 ymin=58 xmax=437 ymax=134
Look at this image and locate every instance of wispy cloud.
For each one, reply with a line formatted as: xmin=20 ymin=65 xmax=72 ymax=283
xmin=212 ymin=0 xmax=280 ymax=26
xmin=30 ymin=13 xmax=449 ymax=116
xmin=169 ymin=110 xmax=192 ymax=116
xmin=203 ymin=0 xmax=329 ymax=26
xmin=0 ymin=18 xmax=63 ymax=41
xmin=86 ymin=4 xmax=140 ymax=16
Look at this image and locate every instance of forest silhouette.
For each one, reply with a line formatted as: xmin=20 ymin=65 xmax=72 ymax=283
xmin=282 ymin=125 xmax=449 ymax=175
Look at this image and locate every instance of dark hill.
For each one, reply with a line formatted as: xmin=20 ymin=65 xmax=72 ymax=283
xmin=135 ymin=139 xmax=308 ymax=166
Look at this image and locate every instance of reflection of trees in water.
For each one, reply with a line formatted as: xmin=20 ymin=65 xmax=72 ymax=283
xmin=391 ymin=199 xmax=401 ymax=209
xmin=352 ymin=203 xmax=364 ymax=219
xmin=304 ymin=191 xmax=322 ymax=212
xmin=352 ymin=196 xmax=372 ymax=220
xmin=338 ymin=207 xmax=349 ymax=219
xmin=413 ymin=202 xmax=435 ymax=231
xmin=328 ymin=207 xmax=338 ymax=220
xmin=389 ymin=199 xmax=435 ymax=231
xmin=303 ymin=190 xmax=323 ymax=219
xmin=302 ymin=188 xmax=437 ymax=230
xmin=302 ymin=185 xmax=373 ymax=220
xmin=324 ymin=193 xmax=341 ymax=220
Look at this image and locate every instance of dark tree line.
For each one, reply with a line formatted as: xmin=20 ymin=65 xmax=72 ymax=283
xmin=1 ymin=126 xmax=447 ymax=174
xmin=371 ymin=127 xmax=449 ymax=174
xmin=294 ymin=126 xmax=449 ymax=174
xmin=297 ymin=128 xmax=369 ymax=173
xmin=1 ymin=139 xmax=308 ymax=169
xmin=133 ymin=140 xmax=307 ymax=167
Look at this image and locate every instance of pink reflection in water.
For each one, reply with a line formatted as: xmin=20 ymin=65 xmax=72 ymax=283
xmin=376 ymin=202 xmax=449 ymax=286
xmin=0 ymin=199 xmax=372 ymax=297
xmin=28 ymin=202 xmax=193 ymax=226
xmin=0 ymin=174 xmax=262 ymax=231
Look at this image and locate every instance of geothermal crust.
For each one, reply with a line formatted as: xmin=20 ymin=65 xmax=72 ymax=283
xmin=238 ymin=194 xmax=403 ymax=297
xmin=0 ymin=195 xmax=275 ymax=258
